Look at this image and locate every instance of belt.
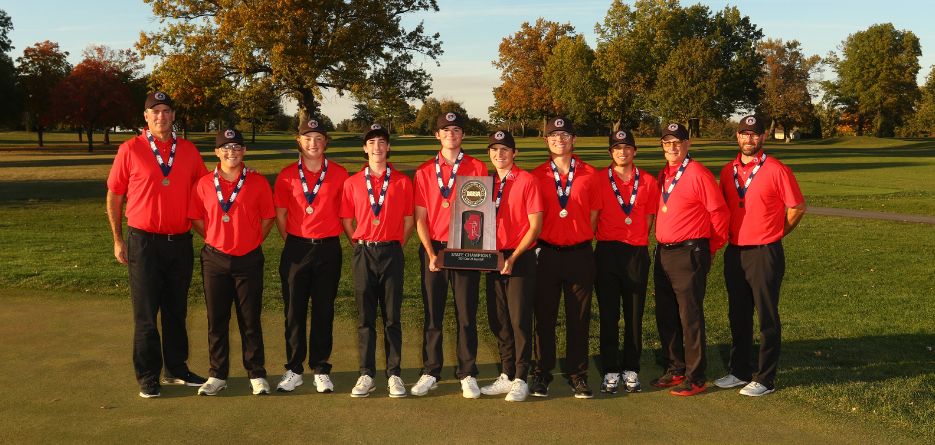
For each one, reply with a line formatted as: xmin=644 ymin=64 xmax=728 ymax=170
xmin=128 ymin=226 xmax=191 ymax=241
xmin=730 ymin=240 xmax=781 ymax=250
xmin=537 ymin=240 xmax=591 ymax=252
xmin=288 ymin=234 xmax=339 ymax=245
xmin=659 ymin=238 xmax=708 ymax=249
xmin=357 ymin=240 xmax=400 ymax=247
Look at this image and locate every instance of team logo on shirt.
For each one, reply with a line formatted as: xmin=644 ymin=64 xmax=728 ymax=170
xmin=460 ymin=180 xmax=487 ymax=208
xmin=371 ymin=123 xmax=383 ymax=130
xmin=668 ymin=123 xmax=679 ymax=131
xmin=445 ymin=112 xmax=457 ymax=122
xmin=224 ymin=129 xmax=236 ymax=139
xmin=615 ymin=130 xmax=627 ymax=140
xmin=154 ymin=92 xmax=167 ymax=101
xmin=554 ymin=119 xmax=565 ymax=128
xmin=308 ymin=119 xmax=319 ymax=129
xmin=494 ymin=131 xmax=505 ymax=140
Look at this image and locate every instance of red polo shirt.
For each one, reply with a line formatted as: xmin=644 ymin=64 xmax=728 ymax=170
xmin=655 ymin=158 xmax=729 ymax=252
xmin=273 ymin=158 xmax=348 ymax=239
xmin=494 ymin=165 xmax=544 ymax=250
xmin=339 ymin=164 xmax=414 ymax=242
xmin=414 ymin=151 xmax=488 ymax=241
xmin=189 ymin=167 xmax=275 ymax=256
xmin=531 ymin=155 xmax=600 ymax=246
xmin=595 ymin=165 xmax=660 ymax=246
xmin=719 ymin=153 xmax=805 ymax=246
xmin=107 ymin=133 xmax=207 ymax=234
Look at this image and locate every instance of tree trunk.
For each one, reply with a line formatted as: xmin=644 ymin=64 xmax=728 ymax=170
xmin=78 ymin=129 xmax=83 ymax=142
xmin=298 ymin=89 xmax=319 ymax=122
xmin=251 ymin=121 xmax=257 ymax=143
xmin=783 ymin=124 xmax=791 ymax=143
xmin=37 ymin=128 xmax=44 ymax=147
xmin=855 ymin=114 xmax=864 ymax=136
xmin=769 ymin=119 xmax=777 ymax=140
xmin=86 ymin=129 xmax=94 ymax=152
xmin=104 ymin=128 xmax=111 ymax=145
xmin=688 ymin=118 xmax=701 ymax=138
xmin=520 ymin=122 xmax=526 ymax=138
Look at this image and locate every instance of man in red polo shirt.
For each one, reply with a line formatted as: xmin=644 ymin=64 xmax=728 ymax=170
xmin=411 ymin=112 xmax=489 ymax=398
xmin=594 ymin=129 xmax=659 ymax=395
xmin=714 ymin=115 xmax=806 ymax=397
xmin=480 ymin=130 xmax=543 ymax=402
xmin=272 ymin=117 xmax=349 ymax=394
xmin=652 ymin=122 xmax=729 ymax=397
xmin=530 ymin=116 xmax=600 ymax=399
xmin=189 ymin=128 xmax=276 ymax=396
xmin=106 ymin=91 xmax=208 ymax=398
xmin=340 ymin=123 xmax=414 ymax=398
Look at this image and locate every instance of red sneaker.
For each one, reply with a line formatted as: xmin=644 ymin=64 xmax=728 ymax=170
xmin=669 ymin=381 xmax=706 ymax=396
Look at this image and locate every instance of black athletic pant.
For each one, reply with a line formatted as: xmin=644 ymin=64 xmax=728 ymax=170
xmin=595 ymin=241 xmax=650 ymax=374
xmin=533 ymin=242 xmax=595 ymax=384
xmin=485 ymin=249 xmax=536 ymax=381
xmin=279 ymin=235 xmax=342 ymax=375
xmin=724 ymin=242 xmax=785 ymax=389
xmin=419 ymin=240 xmax=480 ymax=380
xmin=352 ymin=241 xmax=404 ymax=378
xmin=127 ymin=227 xmax=194 ymax=386
xmin=201 ymin=245 xmax=266 ymax=380
xmin=654 ymin=239 xmax=711 ymax=386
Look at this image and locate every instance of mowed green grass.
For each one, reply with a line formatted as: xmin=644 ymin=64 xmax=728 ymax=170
xmin=0 ymin=131 xmax=933 ymax=442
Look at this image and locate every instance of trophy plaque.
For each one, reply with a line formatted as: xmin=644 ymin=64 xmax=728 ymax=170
xmin=441 ymin=175 xmax=503 ymax=270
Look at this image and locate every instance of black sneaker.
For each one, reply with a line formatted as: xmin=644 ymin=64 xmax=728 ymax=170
xmin=573 ymin=379 xmax=594 ymax=399
xmin=162 ymin=370 xmax=207 ymax=387
xmin=530 ymin=375 xmax=549 ymax=397
xmin=139 ymin=382 xmax=161 ymax=398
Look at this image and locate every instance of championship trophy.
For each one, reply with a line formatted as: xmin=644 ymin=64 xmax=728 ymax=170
xmin=440 ymin=175 xmax=503 ymax=270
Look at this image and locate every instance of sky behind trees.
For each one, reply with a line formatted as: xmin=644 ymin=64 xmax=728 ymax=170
xmin=5 ymin=0 xmax=934 ymax=122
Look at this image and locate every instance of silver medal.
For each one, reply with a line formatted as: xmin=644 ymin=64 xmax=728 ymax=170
xmin=222 ymin=214 xmax=230 ymax=223
xmin=306 ymin=206 xmax=313 ymax=214
xmin=559 ymin=209 xmax=568 ymax=218
xmin=625 ymin=217 xmax=632 ymax=225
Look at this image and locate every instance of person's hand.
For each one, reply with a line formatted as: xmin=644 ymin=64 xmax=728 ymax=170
xmin=500 ymin=258 xmax=513 ymax=275
xmin=114 ymin=240 xmax=128 ymax=265
xmin=429 ymin=253 xmax=441 ymax=272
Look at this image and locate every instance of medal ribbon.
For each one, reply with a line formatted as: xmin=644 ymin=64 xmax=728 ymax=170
xmin=213 ymin=165 xmax=247 ymax=214
xmin=298 ymin=157 xmax=328 ymax=207
xmin=732 ymin=152 xmax=767 ymax=200
xmin=365 ymin=165 xmax=391 ymax=216
xmin=492 ymin=169 xmax=510 ymax=213
xmin=608 ymin=166 xmax=640 ymax=216
xmin=146 ymin=129 xmax=176 ymax=178
xmin=435 ymin=150 xmax=464 ymax=199
xmin=550 ymin=157 xmax=576 ymax=209
xmin=660 ymin=154 xmax=691 ymax=205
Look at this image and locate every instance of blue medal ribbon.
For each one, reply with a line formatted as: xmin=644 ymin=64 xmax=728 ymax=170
xmin=365 ymin=165 xmax=391 ymax=216
xmin=732 ymin=152 xmax=767 ymax=200
xmin=146 ymin=129 xmax=176 ymax=178
xmin=298 ymin=157 xmax=328 ymax=207
xmin=549 ymin=157 xmax=576 ymax=209
xmin=492 ymin=168 xmax=512 ymax=214
xmin=213 ymin=165 xmax=247 ymax=214
xmin=435 ymin=150 xmax=464 ymax=199
xmin=660 ymin=154 xmax=691 ymax=205
xmin=608 ymin=166 xmax=640 ymax=216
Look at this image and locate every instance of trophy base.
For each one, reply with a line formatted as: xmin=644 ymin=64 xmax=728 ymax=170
xmin=440 ymin=249 xmax=504 ymax=271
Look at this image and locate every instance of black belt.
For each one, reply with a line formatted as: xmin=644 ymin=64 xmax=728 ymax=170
xmin=128 ymin=226 xmax=191 ymax=241
xmin=537 ymin=240 xmax=591 ymax=252
xmin=357 ymin=240 xmax=400 ymax=247
xmin=659 ymin=238 xmax=708 ymax=249
xmin=730 ymin=240 xmax=781 ymax=250
xmin=288 ymin=234 xmax=339 ymax=245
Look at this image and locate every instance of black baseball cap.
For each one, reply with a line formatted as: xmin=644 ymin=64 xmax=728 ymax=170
xmin=545 ymin=116 xmax=575 ymax=135
xmin=435 ymin=111 xmax=465 ymax=130
xmin=363 ymin=123 xmax=390 ymax=142
xmin=145 ymin=91 xmax=173 ymax=110
xmin=661 ymin=123 xmax=689 ymax=140
xmin=298 ymin=117 xmax=328 ymax=136
xmin=215 ymin=128 xmax=244 ymax=148
xmin=609 ymin=129 xmax=636 ymax=149
xmin=487 ymin=130 xmax=516 ymax=150
xmin=737 ymin=115 xmax=766 ymax=134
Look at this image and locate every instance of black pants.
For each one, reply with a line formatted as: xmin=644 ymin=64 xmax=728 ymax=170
xmin=127 ymin=227 xmax=194 ymax=386
xmin=279 ymin=235 xmax=342 ymax=375
xmin=419 ymin=240 xmax=480 ymax=379
xmin=724 ymin=242 xmax=785 ymax=389
xmin=352 ymin=242 xmax=404 ymax=378
xmin=595 ymin=241 xmax=650 ymax=374
xmin=485 ymin=249 xmax=536 ymax=381
xmin=201 ymin=245 xmax=266 ymax=380
xmin=653 ymin=239 xmax=711 ymax=386
xmin=533 ymin=243 xmax=595 ymax=383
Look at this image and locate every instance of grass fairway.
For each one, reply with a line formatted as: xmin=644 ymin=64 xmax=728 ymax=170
xmin=0 ymin=288 xmax=923 ymax=444
xmin=0 ymin=131 xmax=933 ymax=442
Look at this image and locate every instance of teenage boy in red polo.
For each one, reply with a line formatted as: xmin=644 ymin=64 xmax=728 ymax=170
xmin=594 ymin=129 xmax=659 ymax=395
xmin=106 ymin=91 xmax=207 ymax=398
xmin=411 ymin=112 xmax=489 ymax=398
xmin=273 ymin=118 xmax=349 ymax=393
xmin=189 ymin=128 xmax=275 ymax=396
xmin=480 ymin=130 xmax=543 ymax=402
xmin=529 ymin=116 xmax=600 ymax=399
xmin=652 ymin=123 xmax=729 ymax=397
xmin=340 ymin=123 xmax=414 ymax=398
xmin=714 ymin=115 xmax=806 ymax=397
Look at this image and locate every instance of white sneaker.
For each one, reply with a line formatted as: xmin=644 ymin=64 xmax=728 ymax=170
xmin=739 ymin=381 xmax=775 ymax=397
xmin=410 ymin=374 xmax=438 ymax=396
xmin=601 ymin=372 xmax=621 ymax=394
xmin=351 ymin=375 xmax=375 ymax=397
xmin=276 ymin=370 xmax=303 ymax=392
xmin=505 ymin=379 xmax=528 ymax=402
xmin=197 ymin=377 xmax=227 ymax=396
xmin=250 ymin=377 xmax=270 ymax=395
xmin=623 ymin=370 xmax=642 ymax=393
xmin=461 ymin=376 xmax=481 ymax=399
xmin=387 ymin=375 xmax=407 ymax=398
xmin=480 ymin=373 xmax=513 ymax=396
xmin=313 ymin=374 xmax=334 ymax=393
xmin=714 ymin=374 xmax=749 ymax=389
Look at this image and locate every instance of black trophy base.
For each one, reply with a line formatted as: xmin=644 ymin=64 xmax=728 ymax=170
xmin=440 ymin=249 xmax=504 ymax=271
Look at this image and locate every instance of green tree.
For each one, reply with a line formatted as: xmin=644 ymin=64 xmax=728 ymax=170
xmin=226 ymin=77 xmax=282 ymax=143
xmin=649 ymin=37 xmax=724 ymax=129
xmin=149 ymin=51 xmax=230 ymax=138
xmin=543 ymin=35 xmax=605 ymax=132
xmin=138 ymin=0 xmax=442 ymax=121
xmin=0 ymin=9 xmax=18 ymax=128
xmin=16 ymin=41 xmax=71 ymax=146
xmin=898 ymin=68 xmax=935 ymax=137
xmin=756 ymin=39 xmax=821 ymax=142
xmin=825 ymin=23 xmax=921 ymax=137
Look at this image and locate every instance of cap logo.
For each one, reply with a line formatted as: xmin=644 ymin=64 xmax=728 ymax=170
xmin=745 ymin=117 xmax=756 ymax=125
xmin=308 ymin=119 xmax=319 ymax=129
xmin=224 ymin=129 xmax=236 ymax=139
xmin=494 ymin=131 xmax=505 ymax=140
xmin=668 ymin=124 xmax=679 ymax=131
xmin=616 ymin=131 xmax=627 ymax=140
xmin=554 ymin=119 xmax=565 ymax=128
xmin=154 ymin=92 xmax=167 ymax=101
xmin=445 ymin=112 xmax=457 ymax=122
xmin=370 ymin=123 xmax=382 ymax=130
